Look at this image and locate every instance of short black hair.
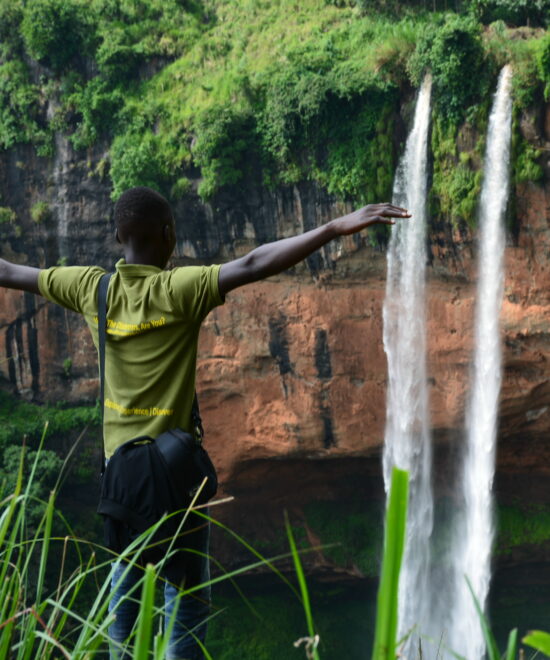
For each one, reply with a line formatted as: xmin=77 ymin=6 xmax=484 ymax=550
xmin=114 ymin=186 xmax=173 ymax=229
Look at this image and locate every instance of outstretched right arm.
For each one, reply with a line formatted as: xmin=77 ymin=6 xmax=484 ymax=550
xmin=218 ymin=203 xmax=410 ymax=296
xmin=0 ymin=259 xmax=42 ymax=295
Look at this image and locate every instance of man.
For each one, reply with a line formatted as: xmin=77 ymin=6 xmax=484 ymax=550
xmin=0 ymin=186 xmax=409 ymax=658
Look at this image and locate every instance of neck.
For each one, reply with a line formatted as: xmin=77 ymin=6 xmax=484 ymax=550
xmin=122 ymin=246 xmax=167 ymax=269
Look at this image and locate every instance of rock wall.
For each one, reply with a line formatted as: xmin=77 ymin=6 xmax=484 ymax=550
xmin=0 ymin=102 xmax=549 ymax=574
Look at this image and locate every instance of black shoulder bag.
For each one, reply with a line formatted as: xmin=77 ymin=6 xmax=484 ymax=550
xmin=96 ymin=272 xmax=218 ymax=555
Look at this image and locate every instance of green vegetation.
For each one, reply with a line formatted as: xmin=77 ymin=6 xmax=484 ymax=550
xmin=0 ymin=391 xmax=101 ymax=538
xmin=409 ymin=14 xmax=491 ymax=125
xmin=30 ymin=201 xmax=51 ymax=224
xmin=0 ymin=436 xmax=547 ymax=658
xmin=62 ymin=356 xmax=73 ymax=377
xmin=21 ymin=0 xmax=95 ymax=72
xmin=429 ymin=115 xmax=487 ymax=230
xmin=300 ymin=495 xmax=549 ymax=574
xmin=536 ymin=32 xmax=550 ymax=99
xmin=2 ymin=443 xmax=62 ymax=530
xmin=0 ymin=60 xmax=46 ymax=152
xmin=513 ymin=141 xmax=544 ymax=184
xmin=0 ymin=441 xmax=327 ymax=659
xmin=0 ymin=390 xmax=99 ymax=450
xmin=112 ymin=1 xmax=418 ymax=201
xmin=0 ymin=0 xmax=546 ymax=224
xmin=304 ymin=500 xmax=384 ymax=577
xmin=0 ymin=206 xmax=17 ymax=224
xmin=496 ymin=504 xmax=550 ymax=555
xmin=469 ymin=0 xmax=550 ymax=27
xmin=523 ymin=630 xmax=550 ymax=657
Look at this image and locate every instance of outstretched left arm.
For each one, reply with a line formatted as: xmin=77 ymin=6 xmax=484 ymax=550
xmin=0 ymin=259 xmax=42 ymax=295
xmin=218 ymin=203 xmax=410 ymax=296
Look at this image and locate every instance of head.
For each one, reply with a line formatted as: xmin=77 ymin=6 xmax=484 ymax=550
xmin=114 ymin=187 xmax=176 ymax=268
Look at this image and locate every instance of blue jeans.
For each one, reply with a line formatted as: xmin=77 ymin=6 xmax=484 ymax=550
xmin=108 ymin=520 xmax=211 ymax=660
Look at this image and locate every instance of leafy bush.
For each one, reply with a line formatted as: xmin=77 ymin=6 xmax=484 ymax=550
xmin=535 ymin=32 xmax=550 ymax=99
xmin=2 ymin=445 xmax=62 ymax=529
xmin=109 ymin=129 xmax=173 ymax=199
xmin=0 ymin=60 xmax=44 ymax=150
xmin=21 ymin=0 xmax=96 ymax=72
xmin=62 ymin=0 xmax=205 ymax=151
xmin=0 ymin=391 xmax=100 ymax=450
xmin=408 ymin=14 xmax=490 ymax=125
xmin=484 ymin=27 xmax=550 ymax=108
xmin=430 ymin=117 xmax=486 ymax=229
xmin=67 ymin=77 xmax=126 ymax=149
xmin=170 ymin=177 xmax=193 ymax=200
xmin=192 ymin=108 xmax=257 ymax=199
xmin=30 ymin=201 xmax=51 ymax=224
xmin=257 ymin=42 xmax=335 ymax=165
xmin=0 ymin=0 xmax=24 ymax=59
xmin=0 ymin=207 xmax=17 ymax=224
xmin=513 ymin=140 xmax=543 ymax=184
xmin=315 ymin=85 xmax=397 ymax=203
xmin=96 ymin=27 xmax=146 ymax=85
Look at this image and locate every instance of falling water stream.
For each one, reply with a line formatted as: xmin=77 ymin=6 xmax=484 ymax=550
xmin=382 ymin=75 xmax=433 ymax=655
xmin=446 ymin=64 xmax=513 ymax=660
xmin=381 ymin=66 xmax=512 ymax=659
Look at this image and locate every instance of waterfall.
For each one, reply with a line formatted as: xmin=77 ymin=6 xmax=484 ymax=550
xmin=52 ymin=132 xmax=72 ymax=261
xmin=446 ymin=65 xmax=513 ymax=660
xmin=382 ymin=75 xmax=433 ymax=654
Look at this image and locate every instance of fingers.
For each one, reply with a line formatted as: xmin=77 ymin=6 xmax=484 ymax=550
xmin=366 ymin=203 xmax=411 ymax=217
xmin=381 ymin=204 xmax=410 ymax=216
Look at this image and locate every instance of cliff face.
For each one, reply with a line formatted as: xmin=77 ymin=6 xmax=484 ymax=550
xmin=0 ymin=101 xmax=549 ymax=573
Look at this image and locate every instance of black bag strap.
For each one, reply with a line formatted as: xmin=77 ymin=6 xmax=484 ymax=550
xmin=191 ymin=392 xmax=204 ymax=443
xmin=98 ymin=273 xmax=112 ymax=473
xmin=98 ymin=273 xmax=112 ymax=428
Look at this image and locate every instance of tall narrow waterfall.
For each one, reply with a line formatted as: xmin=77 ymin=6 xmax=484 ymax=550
xmin=447 ymin=65 xmax=513 ymax=659
xmin=382 ymin=75 xmax=433 ymax=653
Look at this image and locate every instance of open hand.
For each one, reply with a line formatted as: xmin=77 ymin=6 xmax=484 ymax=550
xmin=332 ymin=203 xmax=411 ymax=236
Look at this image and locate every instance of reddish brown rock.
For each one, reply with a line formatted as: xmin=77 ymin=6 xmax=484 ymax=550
xmin=0 ymin=107 xmax=549 ymax=574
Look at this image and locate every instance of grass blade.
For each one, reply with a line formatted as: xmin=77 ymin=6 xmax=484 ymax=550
xmin=465 ymin=577 xmax=500 ymax=660
xmin=372 ymin=467 xmax=409 ymax=660
xmin=503 ymin=628 xmax=518 ymax=660
xmin=133 ymin=563 xmax=156 ymax=660
xmin=285 ymin=511 xmax=320 ymax=660
xmin=36 ymin=490 xmax=55 ymax=603
xmin=0 ymin=445 xmax=25 ymax=550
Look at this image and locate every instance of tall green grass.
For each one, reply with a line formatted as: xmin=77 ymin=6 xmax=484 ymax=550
xmin=1 ymin=438 xmax=548 ymax=658
xmin=0 ymin=439 xmax=326 ymax=658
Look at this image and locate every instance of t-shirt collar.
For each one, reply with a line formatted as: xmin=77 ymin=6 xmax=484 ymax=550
xmin=115 ymin=258 xmax=163 ymax=277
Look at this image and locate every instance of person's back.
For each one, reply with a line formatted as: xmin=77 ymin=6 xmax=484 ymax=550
xmin=40 ymin=259 xmax=222 ymax=457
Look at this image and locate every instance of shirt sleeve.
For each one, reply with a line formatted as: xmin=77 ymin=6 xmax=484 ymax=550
xmin=38 ymin=266 xmax=106 ymax=315
xmin=166 ymin=264 xmax=224 ymax=322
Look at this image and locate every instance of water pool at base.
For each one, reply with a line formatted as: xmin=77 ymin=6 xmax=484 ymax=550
xmin=207 ymin=563 xmax=550 ymax=659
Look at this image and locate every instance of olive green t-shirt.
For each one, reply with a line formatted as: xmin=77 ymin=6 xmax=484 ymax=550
xmin=38 ymin=259 xmax=223 ymax=458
